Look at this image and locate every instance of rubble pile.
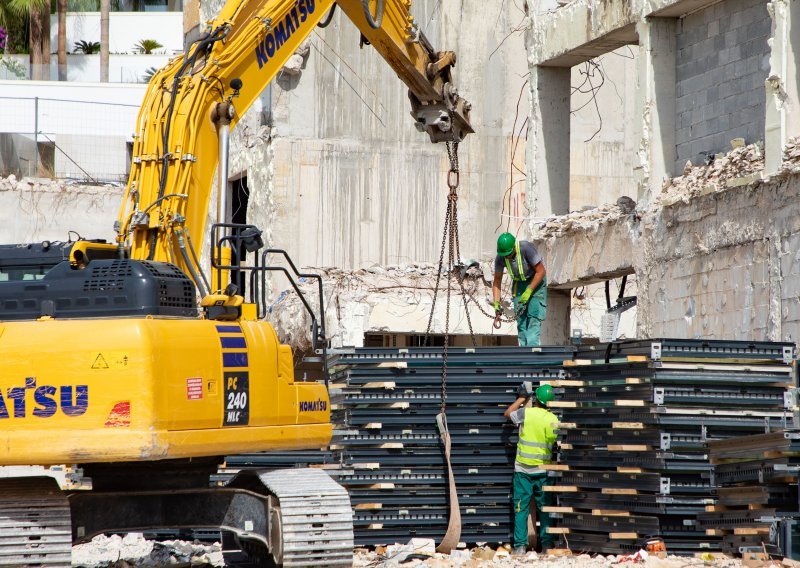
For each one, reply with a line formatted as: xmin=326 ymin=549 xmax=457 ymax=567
xmin=267 ymin=262 xmax=499 ymax=350
xmin=658 ymin=143 xmax=764 ymax=205
xmin=0 ymin=174 xmax=120 ymax=194
xmin=353 ymin=545 xmax=749 ymax=567
xmin=533 ymin=196 xmax=637 ymax=239
xmin=779 ymin=137 xmax=800 ymax=174
xmin=71 ymin=534 xmax=223 ymax=568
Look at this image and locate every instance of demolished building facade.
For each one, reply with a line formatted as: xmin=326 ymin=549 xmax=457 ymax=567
xmin=530 ymin=0 xmax=800 ymax=345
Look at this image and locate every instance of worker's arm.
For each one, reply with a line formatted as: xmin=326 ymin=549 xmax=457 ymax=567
xmin=504 ymin=396 xmax=527 ymax=420
xmin=527 ymin=261 xmax=546 ymax=293
xmin=492 ymin=271 xmax=503 ymax=305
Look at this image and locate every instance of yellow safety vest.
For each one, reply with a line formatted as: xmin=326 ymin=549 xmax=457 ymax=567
xmin=516 ymin=406 xmax=558 ymax=467
xmin=504 ymin=242 xmax=526 ymax=281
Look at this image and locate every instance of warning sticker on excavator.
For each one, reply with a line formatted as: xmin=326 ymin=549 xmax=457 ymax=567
xmin=91 ymin=352 xmax=130 ymax=370
xmin=186 ymin=377 xmax=203 ymax=400
xmin=223 ymin=371 xmax=249 ymax=426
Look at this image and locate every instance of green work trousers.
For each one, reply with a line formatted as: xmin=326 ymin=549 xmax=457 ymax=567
xmin=512 ymin=470 xmax=554 ymax=549
xmin=512 ymin=277 xmax=547 ymax=347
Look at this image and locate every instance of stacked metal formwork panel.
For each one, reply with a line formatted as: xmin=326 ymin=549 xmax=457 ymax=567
xmin=698 ymin=431 xmax=800 ymax=555
xmin=325 ymin=346 xmax=574 ymax=546
xmin=548 ymin=339 xmax=795 ymax=555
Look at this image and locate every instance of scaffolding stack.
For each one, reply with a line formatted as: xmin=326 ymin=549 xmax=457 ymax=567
xmin=548 ymin=339 xmax=795 ymax=555
xmin=697 ymin=431 xmax=800 ymax=555
xmin=323 ymin=346 xmax=572 ymax=546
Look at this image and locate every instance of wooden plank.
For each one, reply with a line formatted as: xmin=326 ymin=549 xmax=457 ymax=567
xmin=549 ymin=401 xmax=578 ymax=408
xmin=546 ymin=527 xmax=571 ymax=534
xmin=607 ymin=445 xmax=652 ymax=452
xmin=388 ymin=402 xmax=410 ymax=409
xmin=610 ymin=532 xmax=639 ymax=540
xmin=602 ymin=488 xmax=638 ymax=495
xmin=376 ymin=362 xmax=407 ymax=369
xmin=354 ymin=503 xmax=382 ymax=510
xmin=705 ymin=529 xmax=727 ymax=536
xmin=363 ymin=423 xmax=382 ymax=429
xmin=556 ymin=423 xmax=577 ymax=429
xmin=625 ymin=378 xmax=645 ymax=384
xmin=378 ymin=443 xmax=404 ymax=449
xmin=592 ymin=510 xmax=630 ymax=517
xmin=542 ymin=506 xmax=574 ymax=513
xmin=559 ymin=443 xmax=574 ymax=450
xmin=614 ymin=400 xmax=647 ymax=407
xmin=352 ymin=463 xmax=381 ymax=470
xmin=734 ymin=528 xmax=770 ymax=535
xmin=612 ymin=422 xmax=646 ymax=429
xmin=617 ymin=467 xmax=643 ymax=473
xmin=362 ymin=381 xmax=397 ymax=389
xmin=544 ymin=486 xmax=579 ymax=493
xmin=540 ymin=464 xmax=570 ymax=471
xmin=627 ymin=355 xmax=648 ymax=362
xmin=548 ymin=380 xmax=585 ymax=387
xmin=366 ymin=483 xmax=395 ymax=490
xmin=367 ymin=523 xmax=384 ymax=530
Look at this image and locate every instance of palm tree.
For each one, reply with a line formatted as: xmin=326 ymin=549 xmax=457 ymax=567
xmin=57 ymin=0 xmax=66 ymax=80
xmin=0 ymin=0 xmax=50 ymax=80
xmin=99 ymin=0 xmax=108 ymax=81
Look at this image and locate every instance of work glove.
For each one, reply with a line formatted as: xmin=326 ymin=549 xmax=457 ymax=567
xmin=516 ymin=382 xmax=532 ymax=398
xmin=519 ymin=288 xmax=533 ymax=305
xmin=493 ymin=300 xmax=502 ymax=315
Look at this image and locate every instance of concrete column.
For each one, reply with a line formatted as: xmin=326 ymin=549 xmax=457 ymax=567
xmin=635 ymin=17 xmax=677 ymax=207
xmin=527 ymin=65 xmax=571 ymax=220
xmin=764 ymin=0 xmax=793 ymax=175
xmin=542 ymin=289 xmax=571 ymax=345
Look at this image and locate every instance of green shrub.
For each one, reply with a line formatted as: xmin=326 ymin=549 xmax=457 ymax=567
xmin=134 ymin=39 xmax=163 ymax=54
xmin=73 ymin=40 xmax=100 ymax=54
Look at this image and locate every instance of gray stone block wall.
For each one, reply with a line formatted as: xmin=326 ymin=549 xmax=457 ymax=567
xmin=674 ymin=0 xmax=770 ymax=175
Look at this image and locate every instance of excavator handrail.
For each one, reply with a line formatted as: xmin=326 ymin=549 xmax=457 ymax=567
xmin=209 ymin=223 xmax=329 ymax=382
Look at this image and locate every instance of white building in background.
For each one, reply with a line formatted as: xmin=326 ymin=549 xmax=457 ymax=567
xmin=0 ymin=2 xmax=183 ymax=181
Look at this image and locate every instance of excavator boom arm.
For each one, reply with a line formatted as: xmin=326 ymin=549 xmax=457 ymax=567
xmin=117 ymin=0 xmax=472 ymax=285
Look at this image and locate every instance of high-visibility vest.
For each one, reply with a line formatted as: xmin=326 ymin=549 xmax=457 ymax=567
xmin=516 ymin=406 xmax=558 ymax=467
xmin=504 ymin=242 xmax=526 ymax=281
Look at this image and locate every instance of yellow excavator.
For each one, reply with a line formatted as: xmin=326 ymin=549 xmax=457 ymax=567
xmin=0 ymin=1 xmax=472 ymax=566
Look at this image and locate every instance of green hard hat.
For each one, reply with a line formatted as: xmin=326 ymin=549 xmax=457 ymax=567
xmin=497 ymin=232 xmax=515 ymax=256
xmin=535 ymin=384 xmax=555 ymax=404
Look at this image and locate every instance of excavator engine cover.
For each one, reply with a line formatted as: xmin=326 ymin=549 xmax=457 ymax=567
xmin=0 ymin=259 xmax=198 ymax=320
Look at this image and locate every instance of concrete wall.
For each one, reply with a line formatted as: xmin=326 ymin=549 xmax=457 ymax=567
xmin=0 ymin=81 xmax=144 ymax=181
xmin=674 ymin=0 xmax=770 ymax=173
xmin=217 ymin=0 xmax=530 ymax=269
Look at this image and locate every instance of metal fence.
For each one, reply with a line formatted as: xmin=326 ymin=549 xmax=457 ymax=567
xmin=0 ymin=95 xmax=140 ymax=183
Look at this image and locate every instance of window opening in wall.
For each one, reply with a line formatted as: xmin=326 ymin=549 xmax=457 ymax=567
xmin=230 ymin=176 xmax=249 ymax=296
xmin=37 ymin=141 xmax=55 ymax=178
xmin=569 ymin=46 xmax=638 ymax=211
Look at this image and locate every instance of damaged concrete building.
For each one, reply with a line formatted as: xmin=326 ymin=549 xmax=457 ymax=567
xmin=529 ymin=0 xmax=800 ymax=346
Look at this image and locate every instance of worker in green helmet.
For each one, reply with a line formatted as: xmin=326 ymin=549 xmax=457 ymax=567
xmin=504 ymin=382 xmax=558 ymax=556
xmin=492 ymin=232 xmax=547 ymax=346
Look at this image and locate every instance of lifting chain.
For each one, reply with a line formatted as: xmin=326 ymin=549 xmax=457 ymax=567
xmin=424 ymin=139 xmax=477 ymax=414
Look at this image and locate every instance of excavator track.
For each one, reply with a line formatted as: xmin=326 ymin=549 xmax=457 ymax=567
xmin=226 ymin=468 xmax=353 ymax=567
xmin=0 ymin=477 xmax=71 ymax=567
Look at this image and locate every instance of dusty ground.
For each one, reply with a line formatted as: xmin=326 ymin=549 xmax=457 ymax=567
xmin=72 ymin=535 xmax=762 ymax=568
xmin=353 ymin=548 xmax=753 ymax=568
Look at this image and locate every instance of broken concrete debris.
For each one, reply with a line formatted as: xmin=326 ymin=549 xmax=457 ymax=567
xmin=533 ymin=138 xmax=800 ymax=242
xmin=71 ymin=533 xmax=223 ymax=567
xmin=353 ymin=547 xmax=746 ymax=567
xmin=266 ymin=262 xmax=506 ymax=350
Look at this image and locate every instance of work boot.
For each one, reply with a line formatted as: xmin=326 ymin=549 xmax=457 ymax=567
xmin=512 ymin=546 xmax=527 ymax=556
